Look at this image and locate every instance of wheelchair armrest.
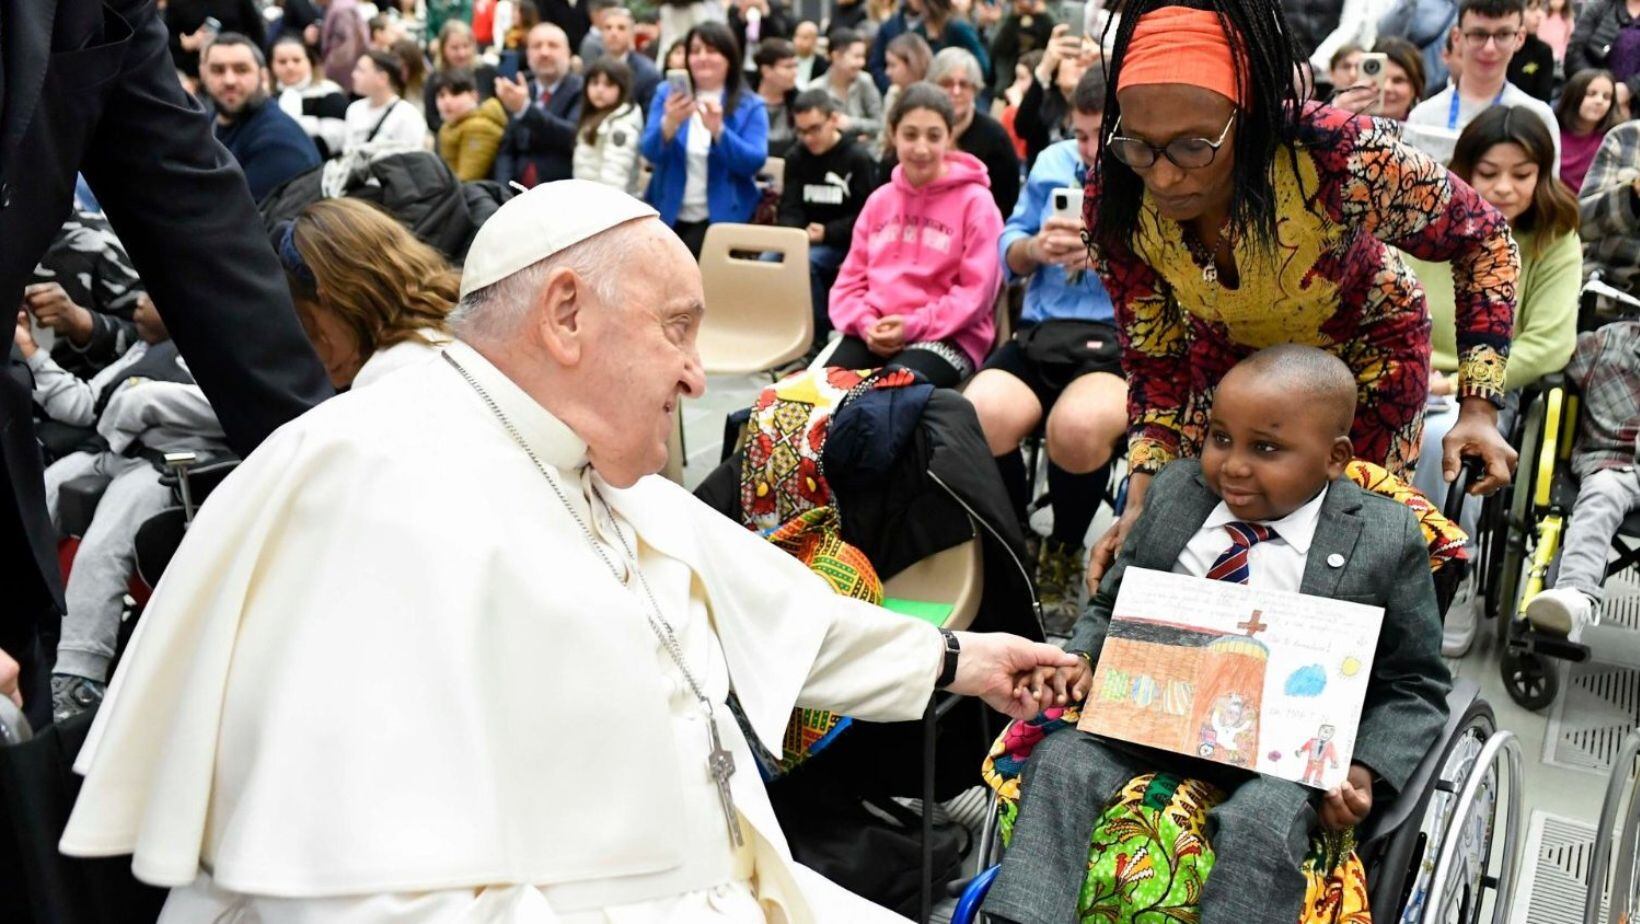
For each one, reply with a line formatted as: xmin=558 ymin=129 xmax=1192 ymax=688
xmin=56 ymin=473 xmax=112 ymax=539
xmin=1356 ymin=678 xmax=1482 ymax=847
xmin=157 ymin=457 xmax=240 ymax=503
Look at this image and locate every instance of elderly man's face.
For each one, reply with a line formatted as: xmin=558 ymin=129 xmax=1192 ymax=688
xmin=576 ymin=222 xmax=706 ymax=486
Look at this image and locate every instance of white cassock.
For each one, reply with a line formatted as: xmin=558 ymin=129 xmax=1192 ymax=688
xmin=60 ymin=340 xmax=943 ymax=922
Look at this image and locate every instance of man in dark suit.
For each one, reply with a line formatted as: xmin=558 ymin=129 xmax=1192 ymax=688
xmin=0 ymin=0 xmax=334 ymax=729
xmin=986 ymin=346 xmax=1451 ymax=924
xmin=599 ymin=7 xmax=661 ymax=111
xmin=492 ymin=22 xmax=584 ymax=188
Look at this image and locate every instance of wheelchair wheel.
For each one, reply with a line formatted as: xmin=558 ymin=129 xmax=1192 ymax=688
xmin=1500 ymin=647 xmax=1558 ymax=711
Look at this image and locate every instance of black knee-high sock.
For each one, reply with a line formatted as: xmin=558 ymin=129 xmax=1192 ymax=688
xmin=996 ymin=449 xmax=1029 ymax=526
xmin=1048 ymin=461 xmax=1110 ymax=548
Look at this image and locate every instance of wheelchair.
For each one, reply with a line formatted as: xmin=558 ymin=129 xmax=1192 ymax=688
xmin=948 ymin=680 xmax=1523 ymax=924
xmin=1583 ymin=729 xmax=1640 ymax=923
xmin=1470 ymin=273 xmax=1640 ymax=710
xmin=55 ymin=451 xmax=240 ymax=665
xmin=944 ymin=459 xmax=1524 ymax=924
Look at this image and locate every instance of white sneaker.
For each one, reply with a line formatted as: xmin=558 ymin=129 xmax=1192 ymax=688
xmin=1442 ymin=599 xmax=1478 ymax=658
xmin=1525 ymin=587 xmax=1597 ymax=640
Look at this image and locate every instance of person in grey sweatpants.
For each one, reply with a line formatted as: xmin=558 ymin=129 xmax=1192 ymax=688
xmin=1526 ymin=321 xmax=1640 ymax=639
xmin=15 ymin=296 xmax=228 ymax=723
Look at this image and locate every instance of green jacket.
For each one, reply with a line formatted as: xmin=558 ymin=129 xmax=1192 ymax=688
xmin=1406 ymin=228 xmax=1581 ymax=391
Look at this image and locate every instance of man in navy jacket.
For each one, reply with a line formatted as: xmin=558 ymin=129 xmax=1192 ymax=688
xmin=202 ymin=34 xmax=322 ymax=202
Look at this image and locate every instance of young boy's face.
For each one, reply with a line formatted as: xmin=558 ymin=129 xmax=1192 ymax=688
xmin=1200 ymin=368 xmax=1353 ymax=523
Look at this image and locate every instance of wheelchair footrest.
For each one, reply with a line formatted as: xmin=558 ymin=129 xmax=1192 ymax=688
xmin=1511 ymin=629 xmax=1590 ymax=662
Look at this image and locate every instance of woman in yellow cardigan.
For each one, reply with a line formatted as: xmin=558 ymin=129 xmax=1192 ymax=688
xmin=1406 ymin=105 xmax=1582 ymax=656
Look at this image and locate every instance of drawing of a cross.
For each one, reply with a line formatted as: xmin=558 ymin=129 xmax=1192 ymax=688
xmin=1237 ymin=610 xmax=1269 ymax=637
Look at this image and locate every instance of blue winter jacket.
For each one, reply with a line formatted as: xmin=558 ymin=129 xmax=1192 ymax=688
xmin=639 ymin=83 xmax=768 ymax=226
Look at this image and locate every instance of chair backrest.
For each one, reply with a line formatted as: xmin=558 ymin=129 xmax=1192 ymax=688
xmin=698 ymin=223 xmax=814 ymax=374
xmin=881 ymin=522 xmax=985 ymax=631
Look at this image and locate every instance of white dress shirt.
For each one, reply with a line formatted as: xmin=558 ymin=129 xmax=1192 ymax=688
xmin=679 ymin=88 xmax=723 ymax=223
xmin=1173 ymin=485 xmax=1329 ymax=593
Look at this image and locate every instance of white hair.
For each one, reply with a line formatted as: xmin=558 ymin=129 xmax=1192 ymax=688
xmin=927 ymin=47 xmax=982 ymax=88
xmin=448 ymin=223 xmax=637 ymax=345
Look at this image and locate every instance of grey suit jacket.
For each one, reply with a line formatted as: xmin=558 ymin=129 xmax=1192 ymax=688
xmin=1067 ymin=459 xmax=1452 ymax=794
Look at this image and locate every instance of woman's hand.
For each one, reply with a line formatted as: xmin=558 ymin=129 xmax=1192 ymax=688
xmin=1086 ymin=471 xmax=1149 ymax=592
xmin=1442 ymin=397 xmax=1518 ymax=495
xmin=661 ymin=88 xmax=695 ymax=140
xmin=697 ymin=97 xmax=725 ymax=140
xmin=1331 ymin=83 xmax=1380 ymax=115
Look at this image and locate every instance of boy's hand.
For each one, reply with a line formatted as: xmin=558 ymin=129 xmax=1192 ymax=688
xmin=1319 ymin=764 xmax=1374 ymax=830
xmin=1018 ymin=657 xmax=1091 ymax=710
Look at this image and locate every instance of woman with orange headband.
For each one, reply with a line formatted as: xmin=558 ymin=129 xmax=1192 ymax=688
xmin=1080 ymin=0 xmax=1518 ymax=579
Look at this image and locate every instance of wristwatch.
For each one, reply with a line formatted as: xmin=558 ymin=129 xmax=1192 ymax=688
xmin=936 ymin=629 xmax=961 ymax=689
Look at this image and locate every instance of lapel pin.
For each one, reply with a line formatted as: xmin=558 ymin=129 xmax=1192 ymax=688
xmin=1326 ymin=553 xmax=1345 ymax=569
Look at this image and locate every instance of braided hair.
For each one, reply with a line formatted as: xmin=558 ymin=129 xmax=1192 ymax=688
xmin=1092 ymin=0 xmax=1313 ymax=258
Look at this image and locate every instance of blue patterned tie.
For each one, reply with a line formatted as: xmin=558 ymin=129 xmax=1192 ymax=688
xmin=1206 ymin=522 xmax=1275 ymax=584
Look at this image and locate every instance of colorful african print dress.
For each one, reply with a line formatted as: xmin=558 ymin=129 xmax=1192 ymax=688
xmin=1088 ymin=104 xmax=1519 ymax=476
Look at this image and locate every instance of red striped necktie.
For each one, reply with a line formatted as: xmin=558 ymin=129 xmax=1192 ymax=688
xmin=1205 ymin=521 xmax=1276 ymax=584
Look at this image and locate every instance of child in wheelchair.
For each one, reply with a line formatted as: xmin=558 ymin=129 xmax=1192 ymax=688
xmin=13 ymin=295 xmax=227 ymax=723
xmin=1525 ymin=320 xmax=1640 ymax=640
xmin=983 ymin=345 xmax=1450 ymax=924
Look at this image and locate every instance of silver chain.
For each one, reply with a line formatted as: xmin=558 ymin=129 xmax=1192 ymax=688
xmin=441 ymin=352 xmax=717 ymax=716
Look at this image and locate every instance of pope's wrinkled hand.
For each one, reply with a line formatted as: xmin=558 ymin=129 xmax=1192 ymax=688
xmin=946 ymin=632 xmax=1082 ymax=720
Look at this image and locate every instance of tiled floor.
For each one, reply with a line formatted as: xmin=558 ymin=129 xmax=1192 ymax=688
xmin=682 ymin=373 xmax=1640 ymax=922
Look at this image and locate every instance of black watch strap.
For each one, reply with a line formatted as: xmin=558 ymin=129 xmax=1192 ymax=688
xmin=936 ymin=629 xmax=961 ymax=689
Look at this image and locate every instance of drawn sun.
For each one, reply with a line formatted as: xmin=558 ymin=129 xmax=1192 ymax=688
xmin=1340 ymin=656 xmax=1362 ymax=678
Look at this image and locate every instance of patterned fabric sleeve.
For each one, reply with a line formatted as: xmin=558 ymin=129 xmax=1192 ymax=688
xmin=1323 ymin=107 xmax=1519 ymax=404
xmin=1084 ymin=182 xmax=1194 ymax=474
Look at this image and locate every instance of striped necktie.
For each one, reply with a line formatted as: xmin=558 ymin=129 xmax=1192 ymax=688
xmin=1206 ymin=522 xmax=1276 ymax=584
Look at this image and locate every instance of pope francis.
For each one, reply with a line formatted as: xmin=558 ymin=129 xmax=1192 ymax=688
xmin=58 ymin=181 xmax=1077 ymax=922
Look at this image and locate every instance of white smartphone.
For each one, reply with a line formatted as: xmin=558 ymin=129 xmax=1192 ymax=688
xmin=1356 ymin=52 xmax=1388 ymax=111
xmin=1049 ymin=187 xmax=1085 ymax=223
xmin=665 ymin=68 xmax=692 ymax=100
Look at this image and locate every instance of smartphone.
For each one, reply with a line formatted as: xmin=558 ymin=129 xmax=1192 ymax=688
xmin=202 ymin=15 xmax=222 ymax=33
xmin=1050 ymin=187 xmax=1084 ymax=223
xmin=1356 ymin=52 xmax=1388 ymax=111
xmin=665 ymin=68 xmax=692 ymax=100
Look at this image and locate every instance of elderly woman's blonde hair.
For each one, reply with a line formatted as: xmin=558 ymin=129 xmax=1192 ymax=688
xmin=284 ymin=198 xmax=459 ymax=357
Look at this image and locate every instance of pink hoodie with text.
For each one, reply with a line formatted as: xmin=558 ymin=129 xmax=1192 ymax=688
xmin=828 ymin=152 xmax=1004 ymax=369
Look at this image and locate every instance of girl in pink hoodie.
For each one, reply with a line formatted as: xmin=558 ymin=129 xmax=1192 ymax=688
xmin=826 ymin=83 xmax=1005 ymax=387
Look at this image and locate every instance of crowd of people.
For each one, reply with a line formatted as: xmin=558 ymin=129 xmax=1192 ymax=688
xmin=10 ymin=0 xmax=1640 ymax=919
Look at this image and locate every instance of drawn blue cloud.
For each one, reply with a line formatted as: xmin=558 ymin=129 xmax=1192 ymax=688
xmin=1284 ymin=665 xmax=1327 ymax=698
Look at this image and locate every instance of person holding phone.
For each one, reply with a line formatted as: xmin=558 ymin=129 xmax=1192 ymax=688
xmin=640 ymin=22 xmax=770 ymax=256
xmin=966 ymin=68 xmax=1124 ymax=633
xmin=1329 ymin=37 xmax=1426 ymax=121
xmin=1013 ymin=22 xmax=1097 ymax=167
xmin=1081 ymin=0 xmax=1520 ymax=592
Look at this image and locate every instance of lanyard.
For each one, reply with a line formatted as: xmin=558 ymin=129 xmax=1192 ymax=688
xmin=1447 ymin=82 xmax=1506 ymax=130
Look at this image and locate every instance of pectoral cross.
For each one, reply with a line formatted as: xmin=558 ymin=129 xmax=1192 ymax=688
xmin=707 ymin=716 xmax=745 ymax=847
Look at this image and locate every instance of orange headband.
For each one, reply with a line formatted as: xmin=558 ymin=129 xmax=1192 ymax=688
xmin=1116 ymin=6 xmax=1246 ymax=106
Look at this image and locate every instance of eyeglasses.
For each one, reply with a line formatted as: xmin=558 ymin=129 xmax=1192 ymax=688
xmin=935 ymin=78 xmax=978 ymax=94
xmin=1461 ymin=29 xmax=1523 ymax=48
xmin=1107 ymin=112 xmax=1235 ymax=170
xmin=793 ymin=122 xmax=830 ymax=138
